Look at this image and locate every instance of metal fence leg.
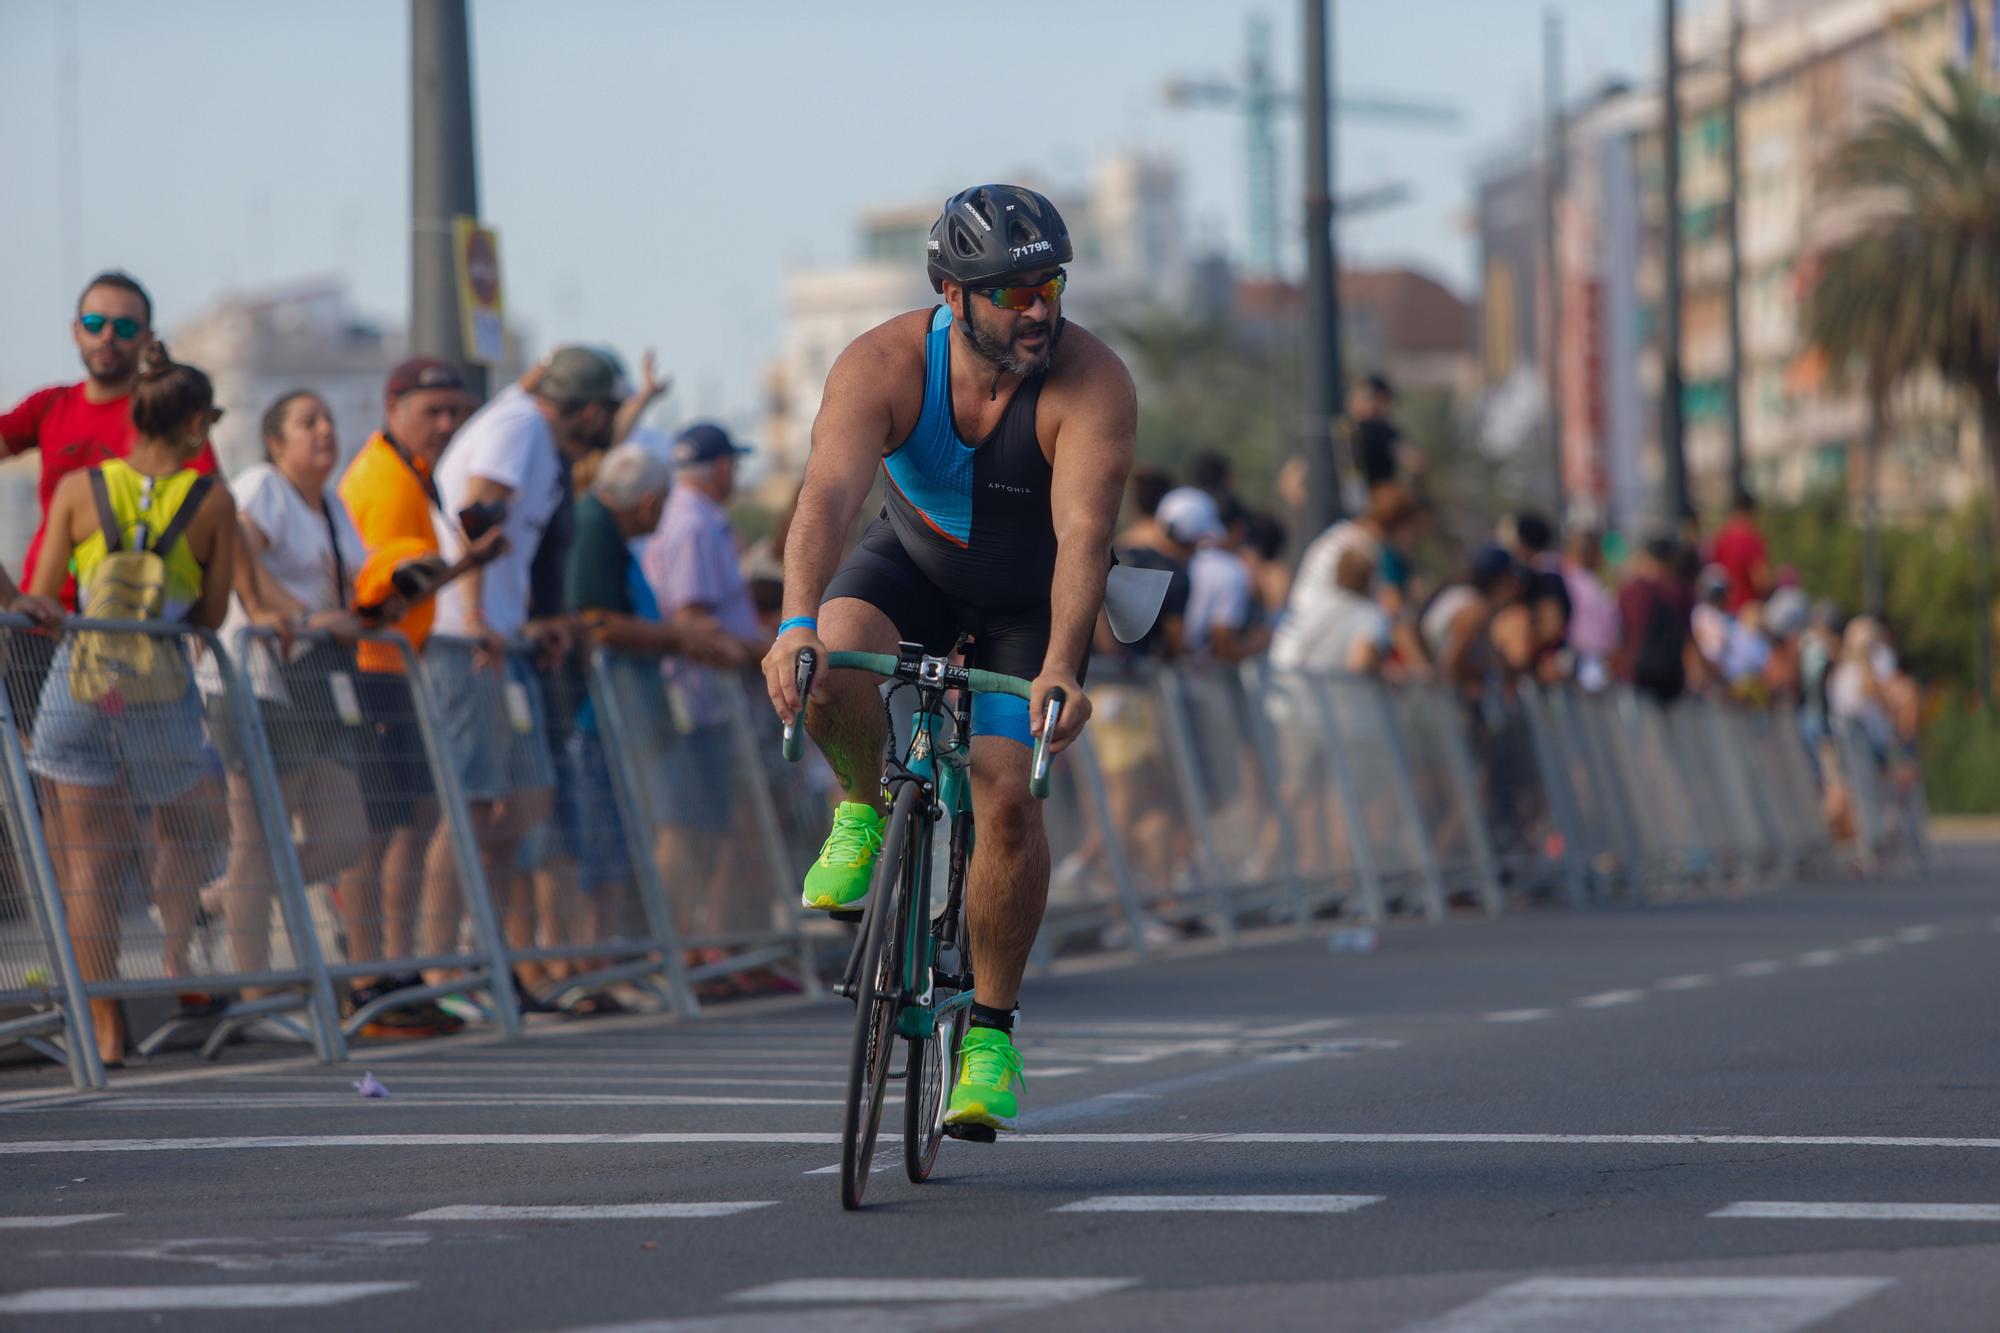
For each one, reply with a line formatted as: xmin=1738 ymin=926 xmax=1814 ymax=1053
xmin=586 ymin=649 xmax=699 ymax=1017
xmin=1154 ymin=669 xmax=1237 ymax=944
xmin=411 ymin=645 xmax=523 ymax=1037
xmin=1310 ymin=676 xmax=1387 ymax=923
xmin=1239 ymin=662 xmax=1307 ymax=924
xmin=1070 ymin=732 xmax=1152 ymax=957
xmin=206 ymin=638 xmax=347 ymax=1063
xmin=1519 ymin=685 xmax=1591 ymax=908
xmin=1371 ymin=681 xmax=1448 ymax=922
xmin=1428 ymin=687 xmax=1505 ymax=916
xmin=726 ymin=685 xmax=824 ymax=1000
xmin=0 ymin=636 xmax=104 ymax=1090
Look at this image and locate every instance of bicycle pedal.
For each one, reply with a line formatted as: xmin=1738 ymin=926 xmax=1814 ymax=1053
xmin=944 ymin=1123 xmax=997 ymax=1144
xmin=830 ymin=909 xmax=865 ymax=924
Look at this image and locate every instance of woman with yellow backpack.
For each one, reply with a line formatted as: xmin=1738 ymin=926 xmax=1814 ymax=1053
xmin=25 ymin=342 xmax=237 ymax=1067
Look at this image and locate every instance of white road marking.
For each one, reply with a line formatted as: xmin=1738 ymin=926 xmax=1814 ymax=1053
xmin=408 ymin=1203 xmax=775 ymax=1221
xmin=11 ymin=1131 xmax=2000 ymax=1154
xmin=1401 ymin=1276 xmax=1892 ymax=1333
xmin=1851 ymin=936 xmax=1893 ymax=954
xmin=0 ymin=1283 xmax=415 ymax=1313
xmin=1795 ymin=950 xmax=1844 ymax=967
xmin=1713 ymin=1201 xmax=2000 ymax=1221
xmin=1481 ymin=1009 xmax=1553 ymax=1024
xmin=731 ymin=1279 xmax=1137 ymax=1304
xmin=65 ymin=1093 xmax=870 ymax=1111
xmin=1731 ymin=960 xmax=1785 ymax=978
xmin=1896 ymin=924 xmax=1938 ymax=943
xmin=1574 ymin=990 xmax=1644 ymax=1009
xmin=1246 ymin=1018 xmax=1353 ymax=1039
xmin=1656 ymin=974 xmax=1716 ymax=991
xmin=1056 ymin=1194 xmax=1383 ymax=1213
xmin=0 ymin=1213 xmax=121 ymax=1228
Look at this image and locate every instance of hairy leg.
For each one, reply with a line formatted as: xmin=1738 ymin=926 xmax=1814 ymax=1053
xmin=803 ymin=597 xmax=900 ymax=808
xmin=966 ymin=736 xmax=1049 ymax=1012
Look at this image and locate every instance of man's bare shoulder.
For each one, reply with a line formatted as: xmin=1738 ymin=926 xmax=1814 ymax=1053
xmin=830 ymin=308 xmax=935 ymax=383
xmin=1047 ymin=320 xmax=1134 ymax=396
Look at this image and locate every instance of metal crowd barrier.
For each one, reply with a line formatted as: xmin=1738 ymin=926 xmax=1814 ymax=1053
xmin=0 ymin=610 xmax=1917 ymax=1090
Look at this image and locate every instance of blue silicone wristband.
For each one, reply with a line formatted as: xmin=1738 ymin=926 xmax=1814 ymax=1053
xmin=777 ymin=616 xmax=818 ymax=636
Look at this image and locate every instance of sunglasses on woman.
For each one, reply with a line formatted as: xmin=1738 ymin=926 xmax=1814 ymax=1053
xmin=79 ymin=313 xmax=144 ymax=341
xmin=978 ymin=269 xmax=1067 ymax=311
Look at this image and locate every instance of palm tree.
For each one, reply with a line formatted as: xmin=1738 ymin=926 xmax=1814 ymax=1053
xmin=1803 ymin=65 xmax=2000 ymax=523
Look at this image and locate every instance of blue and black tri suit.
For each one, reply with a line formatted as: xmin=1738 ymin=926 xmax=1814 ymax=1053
xmin=823 ymin=304 xmax=1080 ymax=745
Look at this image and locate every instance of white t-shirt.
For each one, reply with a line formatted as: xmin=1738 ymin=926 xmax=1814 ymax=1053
xmin=431 ymin=386 xmax=565 ymax=640
xmin=1270 ymin=588 xmax=1388 ymax=674
xmin=1271 ymin=521 xmax=1379 ymax=666
xmin=215 ymin=462 xmax=366 ymax=698
xmin=1183 ymin=547 xmax=1253 ymax=655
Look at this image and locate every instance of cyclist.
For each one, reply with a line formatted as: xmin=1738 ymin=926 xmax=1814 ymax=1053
xmin=762 ymin=183 xmax=1135 ymax=1134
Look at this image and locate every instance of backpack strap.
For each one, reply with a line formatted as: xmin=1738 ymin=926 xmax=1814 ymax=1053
xmin=87 ymin=469 xmax=124 ymax=554
xmin=147 ymin=474 xmax=216 ymax=559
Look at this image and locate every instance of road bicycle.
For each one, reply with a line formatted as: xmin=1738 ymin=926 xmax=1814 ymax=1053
xmin=783 ymin=642 xmax=1060 ymax=1210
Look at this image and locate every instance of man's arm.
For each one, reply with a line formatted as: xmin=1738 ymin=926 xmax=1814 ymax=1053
xmin=762 ymin=332 xmax=900 ymax=723
xmin=1037 ymin=346 xmax=1138 ymax=749
xmin=454 ymin=475 xmax=515 ymax=650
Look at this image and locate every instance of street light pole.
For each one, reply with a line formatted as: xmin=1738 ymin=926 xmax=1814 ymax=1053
xmin=1543 ymin=8 xmax=1567 ymax=520
xmin=411 ymin=0 xmax=486 ymax=398
xmin=1302 ymin=0 xmax=1346 ymax=532
xmin=1724 ymin=0 xmax=1747 ymax=504
xmin=1659 ymin=0 xmax=1692 ymax=525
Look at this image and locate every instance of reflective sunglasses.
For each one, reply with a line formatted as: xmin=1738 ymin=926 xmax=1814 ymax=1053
xmin=79 ymin=313 xmax=144 ymax=341
xmin=979 ymin=269 xmax=1067 ymax=311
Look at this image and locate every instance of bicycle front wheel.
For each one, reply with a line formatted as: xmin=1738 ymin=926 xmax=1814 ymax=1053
xmin=839 ymin=783 xmax=919 ymax=1211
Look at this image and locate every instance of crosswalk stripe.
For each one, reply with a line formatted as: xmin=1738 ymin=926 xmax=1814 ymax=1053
xmin=1731 ymin=960 xmax=1784 ymax=977
xmin=1056 ymin=1194 xmax=1383 ymax=1213
xmin=0 ymin=1214 xmax=121 ymax=1229
xmin=0 ymin=1283 xmax=415 ymax=1313
xmin=1795 ymin=950 xmax=1844 ymax=967
xmin=1482 ymin=1008 xmax=1552 ymax=1024
xmin=408 ymin=1203 xmax=775 ymax=1220
xmin=1574 ymin=990 xmax=1644 ymax=1008
xmin=1656 ymin=974 xmax=1716 ymax=990
xmin=730 ymin=1278 xmax=1137 ymax=1303
xmin=7 ymin=1131 xmax=2000 ymax=1155
xmin=1401 ymin=1277 xmax=1891 ymax=1333
xmin=1712 ymin=1201 xmax=2000 ymax=1221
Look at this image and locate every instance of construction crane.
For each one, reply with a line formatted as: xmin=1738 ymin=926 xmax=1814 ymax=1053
xmin=1166 ymin=13 xmax=1463 ymax=276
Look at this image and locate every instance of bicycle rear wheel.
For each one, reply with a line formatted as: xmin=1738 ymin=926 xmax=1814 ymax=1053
xmin=839 ymin=784 xmax=919 ymax=1211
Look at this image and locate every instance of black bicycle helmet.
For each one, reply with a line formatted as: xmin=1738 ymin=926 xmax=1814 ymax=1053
xmin=926 ymin=184 xmax=1073 ymax=292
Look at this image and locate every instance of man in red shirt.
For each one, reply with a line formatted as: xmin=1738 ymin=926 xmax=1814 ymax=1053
xmin=1 ymin=271 xmax=220 ymax=602
xmin=1710 ymin=489 xmax=1770 ymax=614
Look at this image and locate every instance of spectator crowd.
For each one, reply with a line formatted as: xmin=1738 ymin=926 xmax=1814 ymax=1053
xmin=1 ymin=271 xmax=1923 ymax=1069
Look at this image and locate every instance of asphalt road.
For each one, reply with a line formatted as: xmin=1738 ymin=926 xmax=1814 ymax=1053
xmin=2 ymin=844 xmax=1997 ymax=1332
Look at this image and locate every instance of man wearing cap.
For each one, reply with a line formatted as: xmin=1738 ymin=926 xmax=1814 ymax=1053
xmin=333 ymin=357 xmax=478 ymax=1036
xmin=420 ymin=348 xmax=628 ymax=988
xmin=642 ymin=422 xmax=768 ymax=945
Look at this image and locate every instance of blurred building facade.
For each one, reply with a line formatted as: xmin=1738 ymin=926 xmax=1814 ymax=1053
xmin=1478 ymin=0 xmax=1990 ymax=532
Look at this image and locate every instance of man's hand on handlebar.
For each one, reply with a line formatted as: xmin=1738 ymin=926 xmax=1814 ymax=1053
xmin=1030 ymin=668 xmax=1089 ymax=754
xmin=762 ymin=622 xmax=826 ymax=727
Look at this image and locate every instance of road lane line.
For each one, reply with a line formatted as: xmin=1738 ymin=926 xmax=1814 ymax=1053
xmin=1896 ymin=924 xmax=1938 ymax=943
xmin=408 ymin=1203 xmax=775 ymax=1220
xmin=1056 ymin=1194 xmax=1383 ymax=1213
xmin=1795 ymin=950 xmax=1844 ymax=967
xmin=1401 ymin=1276 xmax=1891 ymax=1333
xmin=0 ymin=1283 xmax=415 ymax=1313
xmin=11 ymin=1131 xmax=2000 ymax=1154
xmin=730 ymin=1279 xmax=1137 ymax=1303
xmin=1731 ymin=960 xmax=1785 ymax=978
xmin=59 ymin=1093 xmax=871 ymax=1111
xmin=0 ymin=1213 xmax=121 ymax=1228
xmin=1713 ymin=1201 xmax=2000 ymax=1221
xmin=1573 ymin=990 xmax=1644 ymax=1008
xmin=1481 ymin=1009 xmax=1553 ymax=1023
xmin=1246 ymin=1018 xmax=1354 ymax=1039
xmin=1851 ymin=936 xmax=1893 ymax=954
xmin=1656 ymin=974 xmax=1716 ymax=991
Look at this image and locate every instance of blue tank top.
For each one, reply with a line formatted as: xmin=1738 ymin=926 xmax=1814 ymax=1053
xmin=879 ymin=306 xmax=1056 ymax=610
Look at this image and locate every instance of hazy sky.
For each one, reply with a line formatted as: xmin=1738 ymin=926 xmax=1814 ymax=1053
xmin=1 ymin=0 xmax=1659 ymax=428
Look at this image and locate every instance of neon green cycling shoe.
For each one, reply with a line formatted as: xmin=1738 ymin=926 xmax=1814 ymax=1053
xmin=944 ymin=1026 xmax=1026 ymax=1133
xmin=801 ymin=801 xmax=883 ymax=911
